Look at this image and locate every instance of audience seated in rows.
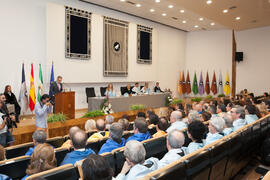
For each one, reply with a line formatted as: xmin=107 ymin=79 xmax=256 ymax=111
xmin=61 ymin=126 xmax=80 ymax=149
xmin=186 ymin=121 xmax=206 ymax=154
xmin=153 ymin=117 xmax=168 ymax=138
xmin=194 ymin=103 xmax=203 ymax=114
xmin=105 ymin=115 xmax=115 ymax=130
xmin=61 ymin=130 xmax=95 ymax=165
xmin=118 ymin=118 xmax=130 ymax=131
xmin=127 ymin=118 xmax=151 ymax=142
xmin=88 ymin=119 xmax=109 ymax=141
xmin=85 ymin=119 xmax=96 ymax=132
xmin=166 ymin=111 xmax=186 ymax=133
xmin=25 ymin=130 xmax=47 ymax=156
xmin=22 ymin=143 xmax=56 ymax=180
xmin=98 ymin=123 xmax=126 ymax=155
xmin=205 ymin=117 xmax=225 ymax=145
xmin=245 ymin=104 xmax=259 ymax=124
xmin=231 ymin=106 xmax=247 ymax=131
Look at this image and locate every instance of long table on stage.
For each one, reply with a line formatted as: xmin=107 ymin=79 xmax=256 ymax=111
xmin=88 ymin=93 xmax=168 ymax=112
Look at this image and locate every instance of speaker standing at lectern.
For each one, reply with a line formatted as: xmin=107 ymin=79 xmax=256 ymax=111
xmin=49 ymin=76 xmax=63 ymax=112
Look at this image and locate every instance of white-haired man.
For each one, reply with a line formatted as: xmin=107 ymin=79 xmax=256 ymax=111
xmin=231 ymin=106 xmax=247 ymax=131
xmin=167 ymin=111 xmax=186 ymax=133
xmin=205 ymin=117 xmax=225 ymax=145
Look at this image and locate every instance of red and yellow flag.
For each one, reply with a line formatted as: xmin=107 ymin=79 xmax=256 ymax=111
xmin=29 ymin=64 xmax=36 ymax=112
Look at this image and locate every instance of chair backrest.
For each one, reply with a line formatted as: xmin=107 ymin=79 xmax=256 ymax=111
xmin=86 ymin=140 xmax=102 ymax=154
xmin=148 ymin=127 xmax=157 ymax=136
xmin=26 ymin=164 xmax=79 ymax=180
xmin=5 ymin=142 xmax=34 ymax=159
xmin=101 ymin=152 xmax=116 ymax=172
xmin=123 ymin=132 xmax=134 ymax=140
xmin=150 ymin=162 xmax=187 ymax=180
xmin=100 ymin=87 xmax=107 ymax=97
xmin=143 ymin=136 xmax=167 ymax=159
xmin=55 ymin=148 xmax=71 ymax=166
xmin=120 ymin=87 xmax=127 ymax=95
xmin=0 ymin=156 xmax=31 ymax=179
xmin=113 ymin=148 xmax=125 ymax=175
xmin=87 ymin=130 xmax=97 ymax=138
xmin=47 ymin=137 xmax=65 ymax=148
xmin=86 ymin=87 xmax=96 ymax=102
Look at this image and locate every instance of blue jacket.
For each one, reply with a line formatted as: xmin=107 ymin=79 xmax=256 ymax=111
xmin=0 ymin=174 xmax=11 ymax=180
xmin=127 ymin=132 xmax=152 ymax=142
xmin=60 ymin=148 xmax=95 ymax=165
xmin=98 ymin=138 xmax=126 ymax=154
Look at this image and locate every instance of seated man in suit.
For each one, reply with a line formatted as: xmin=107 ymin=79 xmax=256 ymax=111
xmin=61 ymin=126 xmax=80 ymax=149
xmin=167 ymin=111 xmax=187 ymax=133
xmin=88 ymin=119 xmax=109 ymax=141
xmin=158 ymin=129 xmax=185 ymax=168
xmin=153 ymin=82 xmax=163 ymax=93
xmin=116 ymin=140 xmax=158 ymax=180
xmin=123 ymin=84 xmax=134 ymax=96
xmin=127 ymin=117 xmax=152 ymax=142
xmin=231 ymin=106 xmax=247 ymax=131
xmin=25 ymin=130 xmax=47 ymax=156
xmin=61 ymin=130 xmax=95 ymax=165
xmin=98 ymin=123 xmax=126 ymax=154
xmin=205 ymin=117 xmax=225 ymax=145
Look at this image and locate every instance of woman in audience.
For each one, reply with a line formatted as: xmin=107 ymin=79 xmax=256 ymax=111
xmin=186 ymin=121 xmax=206 ymax=154
xmin=201 ymin=112 xmax=211 ymax=122
xmin=153 ymin=117 xmax=168 ymax=138
xmin=205 ymin=117 xmax=225 ymax=145
xmin=217 ymin=104 xmax=226 ymax=117
xmin=4 ymin=85 xmax=21 ymax=122
xmin=118 ymin=118 xmax=130 ymax=131
xmin=85 ymin=119 xmax=96 ymax=132
xmin=22 ymin=143 xmax=56 ymax=180
xmin=0 ymin=145 xmax=6 ymax=161
xmin=245 ymin=104 xmax=259 ymax=124
xmin=105 ymin=83 xmax=116 ymax=97
xmin=226 ymin=103 xmax=233 ymax=113
xmin=82 ymin=154 xmax=113 ymax=180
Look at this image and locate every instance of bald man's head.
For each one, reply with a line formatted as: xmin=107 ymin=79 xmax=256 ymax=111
xmin=96 ymin=119 xmax=106 ymax=131
xmin=167 ymin=129 xmax=185 ymax=150
xmin=69 ymin=126 xmax=80 ymax=137
xmin=71 ymin=130 xmax=88 ymax=149
xmin=170 ymin=111 xmax=183 ymax=123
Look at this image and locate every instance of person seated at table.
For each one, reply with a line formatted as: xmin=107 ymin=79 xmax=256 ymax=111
xmin=25 ymin=130 xmax=47 ymax=156
xmin=123 ymin=84 xmax=134 ymax=96
xmin=153 ymin=117 xmax=168 ymax=138
xmin=61 ymin=130 xmax=95 ymax=165
xmin=127 ymin=118 xmax=152 ymax=142
xmin=98 ymin=123 xmax=126 ymax=154
xmin=186 ymin=121 xmax=206 ymax=154
xmin=4 ymin=85 xmax=21 ymax=123
xmin=205 ymin=117 xmax=225 ymax=145
xmin=22 ymin=144 xmax=56 ymax=180
xmin=154 ymin=82 xmax=163 ymax=93
xmin=61 ymin=126 xmax=80 ymax=149
xmin=231 ymin=106 xmax=247 ymax=131
xmin=88 ymin=119 xmax=109 ymax=141
xmin=141 ymin=82 xmax=151 ymax=94
xmin=245 ymin=104 xmax=259 ymax=124
xmin=167 ymin=111 xmax=186 ymax=133
xmin=132 ymin=83 xmax=141 ymax=95
xmin=105 ymin=83 xmax=116 ymax=97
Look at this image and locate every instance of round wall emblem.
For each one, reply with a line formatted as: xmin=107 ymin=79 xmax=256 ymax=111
xmin=113 ymin=42 xmax=121 ymax=52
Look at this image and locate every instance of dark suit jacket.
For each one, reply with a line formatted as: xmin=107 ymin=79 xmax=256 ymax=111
xmin=50 ymin=81 xmax=63 ymax=97
xmin=4 ymin=92 xmax=20 ymax=115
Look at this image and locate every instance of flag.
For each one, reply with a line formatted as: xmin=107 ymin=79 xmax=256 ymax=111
xmin=38 ymin=64 xmax=44 ymax=102
xmin=218 ymin=72 xmax=224 ymax=95
xmin=181 ymin=71 xmax=186 ymax=94
xmin=192 ymin=72 xmax=198 ymax=95
xmin=224 ymin=72 xmax=231 ymax=95
xmin=29 ymin=64 xmax=36 ymax=112
xmin=198 ymin=72 xmax=204 ymax=95
xmin=49 ymin=62 xmax=55 ymax=97
xmin=178 ymin=72 xmax=183 ymax=95
xmin=18 ymin=63 xmax=28 ymax=114
xmin=205 ymin=72 xmax=210 ymax=95
xmin=211 ymin=71 xmax=217 ymax=95
xmin=186 ymin=71 xmax=191 ymax=94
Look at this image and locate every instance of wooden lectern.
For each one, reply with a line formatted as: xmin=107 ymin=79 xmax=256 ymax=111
xmin=54 ymin=92 xmax=75 ymax=119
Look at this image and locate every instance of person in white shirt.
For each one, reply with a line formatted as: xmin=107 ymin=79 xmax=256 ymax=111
xmin=116 ymin=140 xmax=158 ymax=180
xmin=205 ymin=117 xmax=225 ymax=145
xmin=158 ymin=129 xmax=185 ymax=168
xmin=231 ymin=106 xmax=247 ymax=131
xmin=186 ymin=121 xmax=206 ymax=154
xmin=222 ymin=113 xmax=234 ymax=136
xmin=132 ymin=83 xmax=141 ymax=95
xmin=245 ymin=104 xmax=259 ymax=124
xmin=167 ymin=111 xmax=187 ymax=133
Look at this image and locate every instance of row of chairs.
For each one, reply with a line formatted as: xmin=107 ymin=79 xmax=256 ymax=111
xmin=141 ymin=114 xmax=270 ymax=180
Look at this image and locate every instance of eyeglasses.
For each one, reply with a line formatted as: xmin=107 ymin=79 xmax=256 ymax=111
xmin=230 ymin=111 xmax=236 ymax=113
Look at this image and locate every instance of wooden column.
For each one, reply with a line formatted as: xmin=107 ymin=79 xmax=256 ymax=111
xmin=232 ymin=30 xmax=237 ymax=97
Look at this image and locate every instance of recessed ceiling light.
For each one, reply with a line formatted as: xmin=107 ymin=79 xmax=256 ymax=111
xmin=210 ymin=22 xmax=215 ymax=26
xmin=235 ymin=16 xmax=240 ymax=20
xmin=136 ymin=4 xmax=141 ymax=7
xmin=194 ymin=25 xmax=199 ymax=28
xmin=206 ymin=0 xmax=212 ymax=4
xmin=182 ymin=20 xmax=187 ymax=23
xmin=180 ymin=9 xmax=185 ymax=13
xmin=150 ymin=9 xmax=155 ymax=12
xmin=168 ymin=5 xmax=174 ymax=8
xmin=120 ymin=0 xmax=125 ymax=2
xmin=223 ymin=9 xmax=228 ymax=13
xmin=155 ymin=0 xmax=160 ymax=3
xmin=162 ymin=13 xmax=167 ymax=16
xmin=199 ymin=17 xmax=204 ymax=21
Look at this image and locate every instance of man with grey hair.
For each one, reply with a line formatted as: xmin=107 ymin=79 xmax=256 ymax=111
xmin=187 ymin=110 xmax=201 ymax=124
xmin=98 ymin=123 xmax=126 ymax=154
xmin=222 ymin=114 xmax=234 ymax=136
xmin=105 ymin=115 xmax=115 ymax=129
xmin=167 ymin=111 xmax=186 ymax=133
xmin=25 ymin=130 xmax=47 ymax=156
xmin=205 ymin=117 xmax=225 ymax=145
xmin=231 ymin=106 xmax=246 ymax=131
xmin=116 ymin=140 xmax=158 ymax=180
xmin=61 ymin=126 xmax=80 ymax=149
xmin=158 ymin=129 xmax=185 ymax=168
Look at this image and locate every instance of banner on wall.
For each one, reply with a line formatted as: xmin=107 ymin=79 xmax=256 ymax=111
xmin=218 ymin=72 xmax=224 ymax=95
xmin=211 ymin=71 xmax=217 ymax=95
xmin=198 ymin=72 xmax=204 ymax=95
xmin=192 ymin=72 xmax=198 ymax=95
xmin=205 ymin=71 xmax=210 ymax=95
xmin=224 ymin=72 xmax=231 ymax=95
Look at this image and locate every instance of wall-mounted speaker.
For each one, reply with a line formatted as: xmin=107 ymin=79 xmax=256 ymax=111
xmin=235 ymin=52 xmax=243 ymax=62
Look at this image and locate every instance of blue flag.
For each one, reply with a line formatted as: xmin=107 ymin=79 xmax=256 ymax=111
xmin=49 ymin=63 xmax=55 ymax=97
